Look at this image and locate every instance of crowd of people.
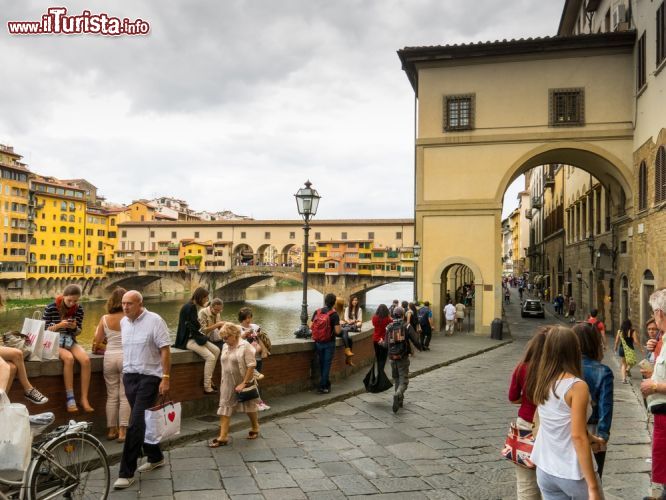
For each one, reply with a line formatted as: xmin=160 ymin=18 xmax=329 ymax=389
xmin=507 ymin=287 xmax=666 ymax=500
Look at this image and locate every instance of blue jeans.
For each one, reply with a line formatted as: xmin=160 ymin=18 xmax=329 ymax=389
xmin=314 ymin=341 xmax=335 ymax=390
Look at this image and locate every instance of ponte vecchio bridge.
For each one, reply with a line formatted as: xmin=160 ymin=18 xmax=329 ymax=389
xmin=101 ymin=218 xmax=416 ymax=303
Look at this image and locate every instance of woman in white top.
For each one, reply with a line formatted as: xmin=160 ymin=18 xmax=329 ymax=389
xmin=93 ymin=287 xmax=130 ymax=443
xmin=341 ymin=296 xmax=363 ymax=365
xmin=529 ymin=326 xmax=604 ymax=500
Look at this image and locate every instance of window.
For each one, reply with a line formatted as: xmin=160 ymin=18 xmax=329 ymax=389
xmin=240 ymin=232 xmax=246 ymax=239
xmin=638 ymin=32 xmax=647 ymax=91
xmin=549 ymin=88 xmax=584 ymax=126
xmin=341 ymin=232 xmax=347 ymax=240
xmin=86 ymin=228 xmax=93 ymax=236
xmin=314 ymin=232 xmax=321 ymax=240
xmin=122 ymin=230 xmax=127 ymax=238
xmin=657 ymin=146 xmax=666 ymax=203
xmin=444 ymin=94 xmax=474 ymax=131
xmin=396 ymin=231 xmax=402 ymax=239
xmin=171 ymin=231 xmax=177 ymax=239
xmin=264 ymin=232 xmax=270 ymax=239
xmin=194 ymin=231 xmax=200 ymax=239
xmin=60 ymin=201 xmax=67 ymax=210
xmin=217 ymin=231 xmax=223 ymax=239
xmin=368 ymin=232 xmax=374 ymax=239
xmin=289 ymin=231 xmax=295 ymax=239
xmin=620 ymin=240 xmax=628 ymax=254
xmin=639 ymin=161 xmax=648 ymax=211
xmin=659 ymin=2 xmax=666 ymax=67
xmin=150 ymin=230 xmax=155 ymax=238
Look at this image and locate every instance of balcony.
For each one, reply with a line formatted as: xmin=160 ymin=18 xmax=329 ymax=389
xmin=531 ymin=196 xmax=542 ymax=209
xmin=525 ymin=209 xmax=533 ymax=220
xmin=544 ymin=175 xmax=555 ymax=189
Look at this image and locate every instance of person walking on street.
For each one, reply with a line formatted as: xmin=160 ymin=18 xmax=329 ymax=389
xmin=311 ymin=293 xmax=341 ymax=394
xmin=586 ymin=309 xmax=607 ymax=351
xmin=113 ymin=291 xmax=171 ymax=490
xmin=455 ymin=300 xmax=466 ymax=333
xmin=614 ymin=319 xmax=642 ymax=384
xmin=568 ymin=297 xmax=577 ymax=323
xmin=385 ymin=306 xmax=422 ymax=413
xmin=443 ymin=299 xmax=456 ymax=336
xmin=417 ymin=301 xmax=433 ymax=350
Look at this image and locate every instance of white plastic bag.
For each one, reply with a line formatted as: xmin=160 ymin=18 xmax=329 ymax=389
xmin=22 ymin=317 xmax=45 ymax=362
xmin=40 ymin=331 xmax=60 ymax=361
xmin=0 ymin=391 xmax=31 ymax=473
xmin=144 ymin=401 xmax=181 ymax=444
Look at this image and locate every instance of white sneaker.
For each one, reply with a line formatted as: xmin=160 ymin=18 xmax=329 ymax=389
xmin=113 ymin=477 xmax=135 ymax=489
xmin=254 ymin=371 xmax=265 ymax=380
xmin=137 ymin=459 xmax=165 ymax=473
xmin=257 ymin=401 xmax=271 ymax=411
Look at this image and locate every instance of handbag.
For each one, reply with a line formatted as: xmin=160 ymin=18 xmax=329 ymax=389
xmin=22 ymin=314 xmax=46 ymax=362
xmin=500 ymin=420 xmax=535 ymax=469
xmin=1 ymin=331 xmax=32 ymax=359
xmin=236 ymin=382 xmax=260 ymax=402
xmin=40 ymin=330 xmax=60 ymax=361
xmin=144 ymin=399 xmax=181 ymax=444
xmin=620 ymin=335 xmax=637 ymax=368
xmin=363 ymin=360 xmax=393 ymax=393
xmin=0 ymin=391 xmax=31 ymax=474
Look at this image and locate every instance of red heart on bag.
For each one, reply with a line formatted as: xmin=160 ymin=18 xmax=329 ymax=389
xmin=167 ymin=411 xmax=175 ymax=422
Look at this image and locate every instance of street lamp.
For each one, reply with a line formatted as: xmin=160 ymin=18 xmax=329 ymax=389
xmin=412 ymin=242 xmax=421 ymax=302
xmin=293 ymin=180 xmax=321 ymax=339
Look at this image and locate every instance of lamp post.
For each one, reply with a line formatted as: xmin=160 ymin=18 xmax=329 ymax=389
xmin=412 ymin=242 xmax=421 ymax=302
xmin=293 ymin=180 xmax=321 ymax=338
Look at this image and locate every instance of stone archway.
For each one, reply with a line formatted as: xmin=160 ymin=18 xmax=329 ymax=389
xmin=432 ymin=257 xmax=483 ymax=332
xmin=233 ymin=244 xmax=254 ymax=266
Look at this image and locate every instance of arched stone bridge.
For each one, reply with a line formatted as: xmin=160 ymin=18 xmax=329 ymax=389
xmin=101 ymin=265 xmax=412 ymax=304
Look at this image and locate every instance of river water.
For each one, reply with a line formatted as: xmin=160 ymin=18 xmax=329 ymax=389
xmin=0 ymin=282 xmax=413 ymax=349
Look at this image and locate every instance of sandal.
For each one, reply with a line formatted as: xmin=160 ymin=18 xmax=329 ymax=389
xmin=247 ymin=430 xmax=260 ymax=440
xmin=66 ymin=401 xmax=79 ymax=413
xmin=107 ymin=432 xmax=119 ymax=441
xmin=208 ymin=438 xmax=229 ymax=448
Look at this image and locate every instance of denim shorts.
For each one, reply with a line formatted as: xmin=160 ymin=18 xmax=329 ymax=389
xmin=59 ymin=334 xmax=76 ymax=350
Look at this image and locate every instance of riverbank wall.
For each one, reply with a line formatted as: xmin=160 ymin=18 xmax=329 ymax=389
xmin=7 ymin=328 xmax=375 ymax=433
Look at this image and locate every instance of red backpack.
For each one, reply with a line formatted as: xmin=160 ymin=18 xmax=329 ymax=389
xmin=311 ymin=308 xmax=335 ymax=342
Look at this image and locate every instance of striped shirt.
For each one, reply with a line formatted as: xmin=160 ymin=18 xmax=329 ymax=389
xmin=42 ymin=302 xmax=84 ymax=336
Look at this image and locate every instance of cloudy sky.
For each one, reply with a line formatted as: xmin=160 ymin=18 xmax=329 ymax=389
xmin=0 ymin=0 xmax=561 ymax=220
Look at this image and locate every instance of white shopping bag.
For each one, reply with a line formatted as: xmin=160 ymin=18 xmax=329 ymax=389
xmin=0 ymin=391 xmax=31 ymax=474
xmin=144 ymin=401 xmax=181 ymax=444
xmin=22 ymin=317 xmax=46 ymax=362
xmin=40 ymin=331 xmax=60 ymax=361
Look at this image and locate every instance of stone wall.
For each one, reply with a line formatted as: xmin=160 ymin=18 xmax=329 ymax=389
xmin=7 ymin=329 xmax=375 ymax=433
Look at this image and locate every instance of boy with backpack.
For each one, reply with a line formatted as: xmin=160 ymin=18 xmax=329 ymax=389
xmin=311 ymin=293 xmax=341 ymax=394
xmin=384 ymin=306 xmax=422 ymax=413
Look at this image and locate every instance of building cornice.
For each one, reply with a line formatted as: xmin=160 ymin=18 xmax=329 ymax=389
xmin=118 ymin=219 xmax=415 ymax=228
xmin=398 ymin=31 xmax=636 ymax=92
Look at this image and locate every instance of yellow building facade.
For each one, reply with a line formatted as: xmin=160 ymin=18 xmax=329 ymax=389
xmin=28 ymin=177 xmax=87 ymax=280
xmin=0 ymin=145 xmax=30 ymax=287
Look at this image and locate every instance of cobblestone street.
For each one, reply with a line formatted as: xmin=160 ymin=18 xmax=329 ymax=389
xmin=109 ymin=289 xmax=652 ymax=499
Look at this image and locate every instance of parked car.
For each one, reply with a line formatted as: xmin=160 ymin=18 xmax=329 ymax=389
xmin=521 ymin=299 xmax=545 ymax=318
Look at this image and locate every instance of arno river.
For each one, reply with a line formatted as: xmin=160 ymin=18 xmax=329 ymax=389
xmin=0 ymin=282 xmax=412 ymax=349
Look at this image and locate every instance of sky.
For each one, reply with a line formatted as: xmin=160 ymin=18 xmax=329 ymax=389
xmin=0 ymin=1 xmax=561 ymax=220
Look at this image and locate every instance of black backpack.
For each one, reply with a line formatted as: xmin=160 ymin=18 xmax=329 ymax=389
xmin=385 ymin=322 xmax=409 ymax=360
xmin=417 ymin=307 xmax=430 ymax=329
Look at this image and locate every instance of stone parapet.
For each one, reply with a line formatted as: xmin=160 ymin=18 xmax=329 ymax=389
xmin=8 ymin=328 xmax=375 ymax=433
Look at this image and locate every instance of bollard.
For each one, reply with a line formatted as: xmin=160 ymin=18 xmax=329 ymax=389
xmin=491 ymin=318 xmax=503 ymax=340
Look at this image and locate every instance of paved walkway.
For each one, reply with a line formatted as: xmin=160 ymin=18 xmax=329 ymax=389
xmin=107 ymin=291 xmax=652 ymax=499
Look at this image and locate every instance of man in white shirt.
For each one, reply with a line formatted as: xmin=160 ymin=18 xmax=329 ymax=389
xmin=443 ymin=299 xmax=456 ymax=336
xmin=114 ymin=291 xmax=171 ymax=490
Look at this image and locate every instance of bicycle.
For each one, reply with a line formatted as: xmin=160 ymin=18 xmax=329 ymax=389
xmin=0 ymin=418 xmax=110 ymax=499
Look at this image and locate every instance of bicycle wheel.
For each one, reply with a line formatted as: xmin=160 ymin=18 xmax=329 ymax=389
xmin=27 ymin=432 xmax=109 ymax=500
